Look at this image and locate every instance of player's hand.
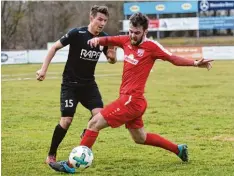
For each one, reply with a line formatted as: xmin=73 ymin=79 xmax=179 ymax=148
xmin=107 ymin=48 xmax=117 ymax=64
xmin=87 ymin=37 xmax=99 ymax=48
xmin=194 ymin=58 xmax=214 ymax=71
xmin=36 ymin=69 xmax=46 ymax=81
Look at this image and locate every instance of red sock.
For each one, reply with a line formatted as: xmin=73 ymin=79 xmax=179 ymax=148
xmin=80 ymin=129 xmax=99 ymax=148
xmin=144 ymin=133 xmax=179 ymax=154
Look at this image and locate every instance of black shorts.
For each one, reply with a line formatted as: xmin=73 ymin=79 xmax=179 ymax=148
xmin=60 ymin=81 xmax=103 ymax=117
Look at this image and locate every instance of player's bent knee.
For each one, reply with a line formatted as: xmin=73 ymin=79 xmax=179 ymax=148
xmin=87 ymin=119 xmax=96 ymax=129
xmin=129 ymin=128 xmax=146 ymax=144
xmin=87 ymin=116 xmax=100 ymax=130
xmin=91 ymin=108 xmax=102 ymax=116
xmin=133 ymin=138 xmax=145 ymax=144
xmin=131 ymin=134 xmax=146 ymax=144
xmin=60 ymin=117 xmax=73 ymax=129
xmin=88 ymin=113 xmax=107 ymax=131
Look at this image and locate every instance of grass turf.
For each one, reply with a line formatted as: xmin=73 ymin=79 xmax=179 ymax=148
xmin=1 ymin=61 xmax=234 ymax=176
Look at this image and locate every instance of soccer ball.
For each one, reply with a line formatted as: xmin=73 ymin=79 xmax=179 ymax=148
xmin=69 ymin=146 xmax=94 ymax=168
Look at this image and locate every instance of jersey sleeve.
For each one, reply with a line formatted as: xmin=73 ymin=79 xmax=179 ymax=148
xmin=99 ymin=35 xmax=128 ymax=48
xmin=151 ymin=41 xmax=172 ymax=60
xmin=60 ymin=28 xmax=78 ymax=46
xmin=151 ymin=40 xmax=194 ymax=66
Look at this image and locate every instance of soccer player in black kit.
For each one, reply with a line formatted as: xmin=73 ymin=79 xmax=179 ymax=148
xmin=36 ymin=5 xmax=116 ymax=164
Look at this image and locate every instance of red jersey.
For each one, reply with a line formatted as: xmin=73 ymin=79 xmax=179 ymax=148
xmin=99 ymin=35 xmax=194 ymax=97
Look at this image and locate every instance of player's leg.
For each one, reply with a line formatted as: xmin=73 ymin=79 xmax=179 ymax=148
xmin=79 ymin=112 xmax=109 ymax=148
xmin=127 ymin=124 xmax=188 ymax=162
xmin=49 ymin=95 xmax=144 ymax=172
xmin=49 ymin=112 xmax=109 ymax=173
xmin=80 ymin=82 xmax=103 ymax=138
xmin=79 ymin=109 xmax=101 ymax=139
xmin=80 ymin=94 xmax=135 ymax=149
xmin=128 ymin=127 xmax=179 ymax=152
xmin=46 ymin=83 xmax=79 ymax=164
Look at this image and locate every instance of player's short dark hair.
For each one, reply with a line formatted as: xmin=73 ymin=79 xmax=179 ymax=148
xmin=90 ymin=5 xmax=109 ymax=17
xmin=129 ymin=12 xmax=149 ymax=30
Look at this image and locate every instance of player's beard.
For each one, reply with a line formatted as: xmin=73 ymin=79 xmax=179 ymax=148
xmin=130 ymin=35 xmax=144 ymax=46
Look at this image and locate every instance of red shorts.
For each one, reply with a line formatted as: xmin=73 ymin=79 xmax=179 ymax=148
xmin=100 ymin=94 xmax=147 ymax=129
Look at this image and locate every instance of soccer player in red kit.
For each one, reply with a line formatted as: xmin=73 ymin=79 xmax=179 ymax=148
xmin=49 ymin=12 xmax=213 ymax=173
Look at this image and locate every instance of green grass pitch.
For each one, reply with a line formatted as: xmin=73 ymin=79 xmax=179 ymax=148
xmin=1 ymin=61 xmax=234 ymax=176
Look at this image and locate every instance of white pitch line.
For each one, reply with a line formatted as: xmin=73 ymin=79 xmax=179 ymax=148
xmin=1 ymin=73 xmax=121 ymax=82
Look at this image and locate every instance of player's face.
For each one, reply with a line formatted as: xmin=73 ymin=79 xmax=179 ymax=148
xmin=90 ymin=12 xmax=108 ymax=34
xmin=128 ymin=24 xmax=147 ymax=46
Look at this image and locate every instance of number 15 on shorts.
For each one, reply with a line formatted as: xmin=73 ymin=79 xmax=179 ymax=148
xmin=65 ymin=99 xmax=74 ymax=107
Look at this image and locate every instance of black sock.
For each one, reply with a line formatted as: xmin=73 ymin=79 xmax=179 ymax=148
xmin=48 ymin=124 xmax=67 ymax=156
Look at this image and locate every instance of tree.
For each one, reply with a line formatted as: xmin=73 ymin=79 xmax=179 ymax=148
xmin=1 ymin=1 xmax=124 ymax=49
xmin=1 ymin=1 xmax=26 ymax=49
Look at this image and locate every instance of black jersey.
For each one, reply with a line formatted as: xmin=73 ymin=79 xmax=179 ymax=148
xmin=60 ymin=27 xmax=108 ymax=83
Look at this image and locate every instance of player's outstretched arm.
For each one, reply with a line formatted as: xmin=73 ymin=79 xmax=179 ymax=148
xmin=87 ymin=38 xmax=117 ymax=64
xmin=165 ymin=55 xmax=214 ymax=71
xmin=88 ymin=36 xmax=127 ymax=48
xmin=152 ymin=41 xmax=213 ymax=71
xmin=36 ymin=40 xmax=64 ymax=81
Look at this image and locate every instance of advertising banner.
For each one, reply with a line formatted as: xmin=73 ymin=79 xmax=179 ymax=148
xmin=202 ymin=46 xmax=234 ymax=60
xmin=199 ymin=16 xmax=234 ymax=29
xmin=1 ymin=51 xmax=28 ymax=65
xmin=166 ymin=47 xmax=203 ymax=60
xmin=2 ymin=46 xmax=234 ymax=65
xmin=159 ymin=17 xmax=198 ymax=31
xmin=149 ymin=20 xmax=160 ymax=30
xmin=28 ymin=50 xmax=68 ymax=63
xmin=123 ymin=19 xmax=160 ymax=31
xmin=124 ymin=1 xmax=198 ymax=15
xmin=122 ymin=17 xmax=198 ymax=32
xmin=28 ymin=50 xmax=109 ymax=63
xmin=199 ymin=0 xmax=234 ymax=12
